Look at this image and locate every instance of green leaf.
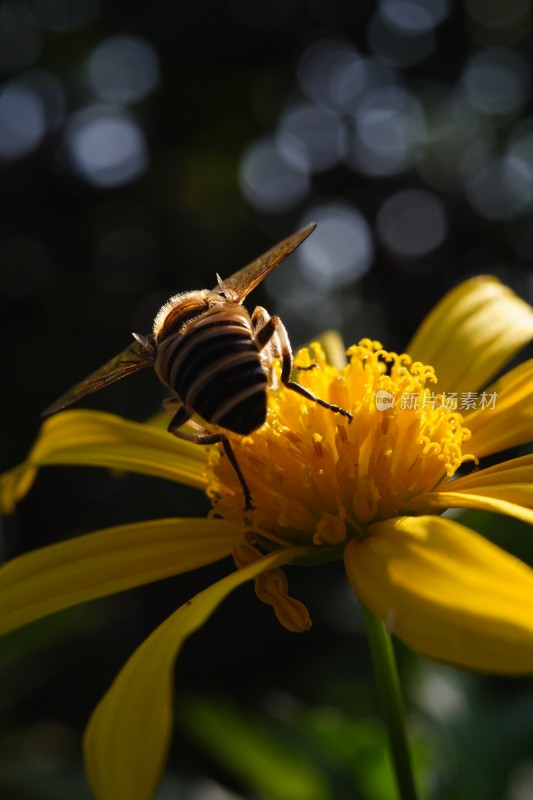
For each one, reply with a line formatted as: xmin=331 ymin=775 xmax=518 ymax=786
xmin=179 ymin=696 xmax=332 ymax=800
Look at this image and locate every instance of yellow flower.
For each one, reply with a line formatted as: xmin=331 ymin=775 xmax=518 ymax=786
xmin=2 ymin=275 xmax=533 ymax=799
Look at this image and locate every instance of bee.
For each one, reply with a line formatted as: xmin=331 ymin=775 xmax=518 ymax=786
xmin=43 ymin=224 xmax=352 ymax=510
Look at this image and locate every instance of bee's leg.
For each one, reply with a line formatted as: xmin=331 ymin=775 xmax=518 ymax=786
xmin=252 ymin=307 xmax=316 ymax=371
xmin=167 ymin=408 xmax=254 ymax=511
xmin=253 ymin=312 xmax=353 ymax=423
xmin=251 ymin=306 xmax=280 ymax=352
xmin=162 ymin=396 xmax=182 ymax=413
xmin=167 ymin=404 xmax=193 ymax=430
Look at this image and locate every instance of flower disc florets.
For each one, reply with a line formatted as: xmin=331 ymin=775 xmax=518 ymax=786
xmin=207 ymin=340 xmax=473 ymax=552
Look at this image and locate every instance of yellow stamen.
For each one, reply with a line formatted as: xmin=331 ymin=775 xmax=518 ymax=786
xmin=206 ymin=340 xmax=475 ymax=626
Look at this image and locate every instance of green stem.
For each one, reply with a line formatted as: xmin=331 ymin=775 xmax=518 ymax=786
xmin=361 ymin=604 xmax=419 ymax=800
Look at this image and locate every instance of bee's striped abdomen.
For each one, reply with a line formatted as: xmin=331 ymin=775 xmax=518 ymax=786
xmin=160 ymin=318 xmax=268 ymax=436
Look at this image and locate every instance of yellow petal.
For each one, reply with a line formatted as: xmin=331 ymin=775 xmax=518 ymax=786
xmin=312 ymin=329 xmax=348 ymax=370
xmin=407 ymin=276 xmax=533 ymax=394
xmin=445 ymin=452 xmax=533 ymax=490
xmin=345 ymin=515 xmax=533 ymax=673
xmin=84 ymin=546 xmax=309 ymax=800
xmin=465 ymin=358 xmax=533 ymax=457
xmin=406 ymin=454 xmax=533 ymax=524
xmin=409 ymin=491 xmax=533 ymax=525
xmin=0 ymin=410 xmax=208 ymax=512
xmin=0 ymin=518 xmax=241 ymax=635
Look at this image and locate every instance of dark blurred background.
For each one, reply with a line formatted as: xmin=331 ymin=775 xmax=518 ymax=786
xmin=2 ymin=1 xmax=533 ymax=798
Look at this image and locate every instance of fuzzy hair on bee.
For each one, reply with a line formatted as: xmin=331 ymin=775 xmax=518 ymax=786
xmin=43 ymin=224 xmax=353 ymax=510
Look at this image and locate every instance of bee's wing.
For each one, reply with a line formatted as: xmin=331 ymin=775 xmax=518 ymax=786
xmin=214 ymin=222 xmax=316 ymax=302
xmin=42 ymin=337 xmax=155 ymax=416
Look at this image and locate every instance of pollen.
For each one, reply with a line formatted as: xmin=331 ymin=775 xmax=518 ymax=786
xmin=207 ymin=339 xmax=475 ymax=551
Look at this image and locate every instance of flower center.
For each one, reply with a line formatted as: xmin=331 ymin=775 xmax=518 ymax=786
xmin=206 ymin=339 xmax=474 ymax=551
